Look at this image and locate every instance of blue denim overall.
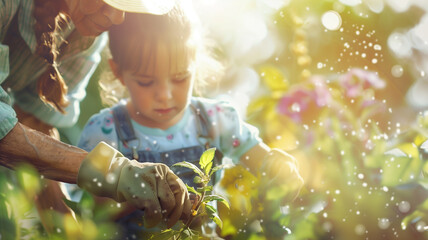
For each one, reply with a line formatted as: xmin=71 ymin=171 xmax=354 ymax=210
xmin=112 ymin=101 xmax=221 ymax=239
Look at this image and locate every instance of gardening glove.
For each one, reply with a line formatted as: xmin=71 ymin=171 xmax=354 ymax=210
xmin=77 ymin=142 xmax=192 ymax=228
xmin=260 ymin=149 xmax=304 ymax=204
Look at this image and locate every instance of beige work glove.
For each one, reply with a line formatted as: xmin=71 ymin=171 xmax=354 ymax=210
xmin=77 ymin=142 xmax=191 ymax=228
xmin=260 ymin=149 xmax=304 ymax=203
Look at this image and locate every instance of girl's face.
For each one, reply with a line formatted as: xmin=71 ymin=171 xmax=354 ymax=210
xmin=116 ymin=42 xmax=194 ymax=130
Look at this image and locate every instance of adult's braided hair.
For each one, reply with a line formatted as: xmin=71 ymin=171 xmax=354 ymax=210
xmin=33 ymin=0 xmax=69 ymax=113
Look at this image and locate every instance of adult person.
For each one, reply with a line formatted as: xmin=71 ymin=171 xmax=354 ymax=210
xmin=0 ymin=0 xmax=191 ymax=232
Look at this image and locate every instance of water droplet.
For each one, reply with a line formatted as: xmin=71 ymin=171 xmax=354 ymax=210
xmin=374 ymin=44 xmax=382 ymax=51
xmin=355 ymin=224 xmax=366 ymax=235
xmin=416 ymin=221 xmax=427 ymax=232
xmin=391 ymin=65 xmax=404 ymax=78
xmin=106 ymin=173 xmax=116 ymax=184
xmin=291 ymin=103 xmax=301 ymax=112
xmin=378 ymin=218 xmax=391 ymax=229
xmin=323 ymin=221 xmax=333 ymax=232
xmin=398 ymin=201 xmax=410 ymax=213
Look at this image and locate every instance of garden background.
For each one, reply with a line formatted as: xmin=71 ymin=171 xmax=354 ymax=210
xmin=2 ymin=0 xmax=428 ymax=239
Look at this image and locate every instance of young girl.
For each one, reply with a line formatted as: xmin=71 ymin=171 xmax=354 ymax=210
xmin=78 ymin=0 xmax=304 ymax=238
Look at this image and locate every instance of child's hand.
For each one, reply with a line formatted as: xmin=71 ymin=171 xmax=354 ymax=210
xmin=77 ymin=142 xmax=192 ymax=228
xmin=260 ymin=149 xmax=304 ymax=203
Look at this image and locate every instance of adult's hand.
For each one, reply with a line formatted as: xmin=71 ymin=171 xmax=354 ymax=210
xmin=77 ymin=142 xmax=192 ymax=228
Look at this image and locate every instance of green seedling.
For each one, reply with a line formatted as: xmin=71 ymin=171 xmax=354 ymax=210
xmin=150 ymin=148 xmax=230 ymax=240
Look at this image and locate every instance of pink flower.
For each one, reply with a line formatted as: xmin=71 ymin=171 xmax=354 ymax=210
xmin=338 ymin=68 xmax=385 ymax=98
xmin=310 ymin=76 xmax=331 ymax=107
xmin=167 ymin=134 xmax=174 ymax=141
xmin=277 ymin=89 xmax=314 ymax=123
xmin=232 ymin=139 xmax=240 ymax=148
xmin=207 ymin=109 xmax=214 ymax=116
xmin=277 ymin=77 xmax=331 ymax=123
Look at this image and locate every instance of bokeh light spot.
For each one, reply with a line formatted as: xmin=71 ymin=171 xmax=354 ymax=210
xmin=391 ymin=65 xmax=404 ymax=78
xmin=322 ymin=11 xmax=342 ymax=31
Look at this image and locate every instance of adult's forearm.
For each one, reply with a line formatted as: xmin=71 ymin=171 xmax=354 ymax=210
xmin=0 ymin=123 xmax=87 ymax=183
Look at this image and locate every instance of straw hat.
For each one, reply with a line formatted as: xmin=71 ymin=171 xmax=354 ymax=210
xmin=103 ymin=0 xmax=175 ymax=14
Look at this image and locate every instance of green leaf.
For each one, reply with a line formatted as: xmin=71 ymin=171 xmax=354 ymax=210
xmin=258 ymin=65 xmax=288 ymax=91
xmin=179 ymin=228 xmax=199 ymax=240
xmin=209 ymin=213 xmax=223 ymax=229
xmin=173 ymin=161 xmax=204 ymax=177
xmin=0 ymin=194 xmax=17 ymax=240
xmin=200 ymin=148 xmax=216 ymax=175
xmin=186 ymin=185 xmax=201 ymax=197
xmin=193 ymin=176 xmax=203 ymax=184
xmin=203 ymin=195 xmax=230 ymax=209
xmin=63 ymin=198 xmax=81 ymax=217
xmin=205 ymin=204 xmax=217 ymax=215
xmin=197 ymin=186 xmax=213 ymax=193
xmin=401 ymin=210 xmax=425 ymax=230
xmin=150 ymin=229 xmax=178 ymax=240
xmin=210 ymin=164 xmax=230 ymax=177
xmin=382 ymin=143 xmax=423 ymax=186
xmin=401 ymin=198 xmax=428 ymax=230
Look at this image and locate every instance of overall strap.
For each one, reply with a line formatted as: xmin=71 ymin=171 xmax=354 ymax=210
xmin=112 ymin=104 xmax=140 ymax=160
xmin=190 ymin=100 xmax=215 ymax=142
xmin=190 ymin=99 xmax=223 ymax=185
xmin=190 ymin=99 xmax=223 ymax=157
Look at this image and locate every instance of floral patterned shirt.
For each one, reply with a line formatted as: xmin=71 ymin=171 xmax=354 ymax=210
xmin=78 ymin=97 xmax=262 ymax=165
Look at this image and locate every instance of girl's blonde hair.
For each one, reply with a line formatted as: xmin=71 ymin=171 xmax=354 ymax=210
xmin=99 ymin=0 xmax=223 ymax=106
